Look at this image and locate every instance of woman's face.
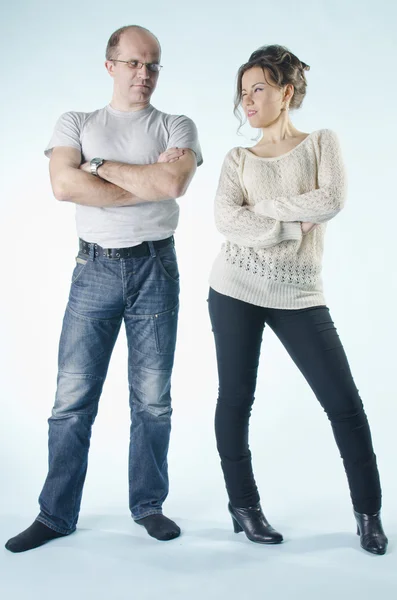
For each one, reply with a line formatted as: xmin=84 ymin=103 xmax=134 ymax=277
xmin=241 ymin=66 xmax=288 ymax=128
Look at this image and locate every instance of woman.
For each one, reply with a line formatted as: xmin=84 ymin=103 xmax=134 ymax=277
xmin=208 ymin=45 xmax=387 ymax=555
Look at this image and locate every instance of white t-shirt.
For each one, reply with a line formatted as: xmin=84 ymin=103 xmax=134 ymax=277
xmin=45 ymin=104 xmax=203 ymax=247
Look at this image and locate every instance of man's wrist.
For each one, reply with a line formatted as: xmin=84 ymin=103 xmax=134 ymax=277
xmin=97 ymin=162 xmax=105 ymax=178
xmin=90 ymin=157 xmax=105 ymax=177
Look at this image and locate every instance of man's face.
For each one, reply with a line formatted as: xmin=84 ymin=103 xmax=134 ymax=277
xmin=106 ymin=30 xmax=161 ymax=106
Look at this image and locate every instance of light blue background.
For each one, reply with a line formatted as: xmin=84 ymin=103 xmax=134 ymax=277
xmin=1 ymin=1 xmax=396 ymax=598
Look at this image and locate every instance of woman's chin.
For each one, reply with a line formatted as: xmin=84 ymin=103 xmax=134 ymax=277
xmin=248 ymin=116 xmax=261 ymax=127
xmin=250 ymin=119 xmax=265 ymax=129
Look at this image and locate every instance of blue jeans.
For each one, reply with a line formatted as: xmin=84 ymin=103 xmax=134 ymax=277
xmin=37 ymin=239 xmax=179 ymax=534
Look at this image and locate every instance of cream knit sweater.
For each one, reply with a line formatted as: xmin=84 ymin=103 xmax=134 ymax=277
xmin=209 ymin=129 xmax=347 ymax=309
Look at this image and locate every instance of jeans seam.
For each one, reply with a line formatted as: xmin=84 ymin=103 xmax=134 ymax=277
xmin=72 ymin=259 xmax=90 ymax=285
xmin=66 ymin=305 xmax=122 ymax=324
xmin=132 ymin=509 xmax=163 ymax=521
xmin=36 ymin=515 xmax=75 ymax=535
xmin=130 ymin=397 xmax=172 ymax=418
xmin=50 ymin=411 xmax=96 ymax=419
xmin=155 ymin=248 xmax=180 ymax=284
xmin=128 ymin=365 xmax=172 ymax=376
xmin=152 ymin=304 xmax=179 ymax=355
xmin=57 ymin=370 xmax=105 ymax=382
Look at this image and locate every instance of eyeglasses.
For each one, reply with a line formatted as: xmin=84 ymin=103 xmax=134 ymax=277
xmin=112 ymin=59 xmax=163 ymax=73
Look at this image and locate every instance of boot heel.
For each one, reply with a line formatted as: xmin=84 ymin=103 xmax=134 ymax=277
xmin=354 ymin=509 xmax=388 ymax=555
xmin=232 ymin=516 xmax=243 ymax=533
xmin=228 ymin=502 xmax=283 ymax=544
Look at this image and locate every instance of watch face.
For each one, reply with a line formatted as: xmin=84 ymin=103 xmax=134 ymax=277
xmin=92 ymin=158 xmax=103 ymax=166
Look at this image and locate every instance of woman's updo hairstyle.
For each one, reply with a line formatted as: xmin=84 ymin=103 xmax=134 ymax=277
xmin=234 ymin=44 xmax=310 ymax=129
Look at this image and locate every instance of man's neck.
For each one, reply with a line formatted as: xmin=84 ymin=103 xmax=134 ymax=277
xmin=109 ymin=98 xmax=151 ymax=112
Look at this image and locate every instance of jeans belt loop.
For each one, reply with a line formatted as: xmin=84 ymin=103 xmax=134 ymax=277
xmin=88 ymin=243 xmax=95 ymax=261
xmin=147 ymin=241 xmax=157 ymax=258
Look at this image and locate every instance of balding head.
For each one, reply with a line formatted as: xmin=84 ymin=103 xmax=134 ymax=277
xmin=106 ymin=25 xmax=161 ymax=61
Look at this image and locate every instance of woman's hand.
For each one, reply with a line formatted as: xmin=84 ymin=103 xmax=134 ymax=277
xmin=301 ymin=222 xmax=317 ymax=235
xmin=157 ymin=147 xmax=185 ymax=163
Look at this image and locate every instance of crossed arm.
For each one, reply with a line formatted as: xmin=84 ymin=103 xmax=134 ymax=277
xmin=214 ymin=149 xmax=304 ymax=249
xmin=214 ymin=140 xmax=346 ymax=247
xmin=249 ymin=131 xmax=346 ymax=234
xmin=49 ymin=146 xmax=197 ymax=207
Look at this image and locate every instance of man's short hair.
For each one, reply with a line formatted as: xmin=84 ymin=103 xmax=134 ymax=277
xmin=105 ymin=25 xmax=161 ymax=60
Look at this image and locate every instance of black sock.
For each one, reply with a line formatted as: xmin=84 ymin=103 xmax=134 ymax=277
xmin=135 ymin=514 xmax=181 ymax=541
xmin=5 ymin=520 xmax=68 ymax=553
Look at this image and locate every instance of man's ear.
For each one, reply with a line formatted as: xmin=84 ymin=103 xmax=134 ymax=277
xmin=104 ymin=60 xmax=116 ymax=78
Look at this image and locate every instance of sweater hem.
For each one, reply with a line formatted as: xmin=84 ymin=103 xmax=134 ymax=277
xmin=209 ymin=259 xmax=326 ymax=310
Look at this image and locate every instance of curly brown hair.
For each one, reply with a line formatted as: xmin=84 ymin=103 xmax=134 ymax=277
xmin=234 ymin=44 xmax=310 ymax=129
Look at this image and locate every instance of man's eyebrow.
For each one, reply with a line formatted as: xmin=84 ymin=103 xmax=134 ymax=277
xmin=242 ymin=81 xmax=266 ymax=91
xmin=126 ymin=57 xmax=160 ymax=63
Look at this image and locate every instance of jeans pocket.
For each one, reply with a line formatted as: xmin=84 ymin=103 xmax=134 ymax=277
xmin=153 ymin=305 xmax=179 ymax=355
xmin=156 ymin=246 xmax=180 ymax=283
xmin=72 ymin=255 xmax=89 ymax=284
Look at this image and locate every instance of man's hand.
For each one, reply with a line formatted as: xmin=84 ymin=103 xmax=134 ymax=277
xmin=157 ymin=147 xmax=184 ymax=163
xmin=49 ymin=147 xmax=136 ymax=206
xmin=301 ymin=222 xmax=317 ymax=235
xmin=74 ymin=147 xmax=196 ymax=202
xmin=79 ymin=161 xmax=91 ymax=174
xmin=79 ymin=147 xmax=184 ymax=175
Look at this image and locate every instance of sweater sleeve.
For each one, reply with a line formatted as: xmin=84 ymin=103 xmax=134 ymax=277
xmin=254 ymin=130 xmax=347 ymax=223
xmin=214 ymin=148 xmax=303 ymax=249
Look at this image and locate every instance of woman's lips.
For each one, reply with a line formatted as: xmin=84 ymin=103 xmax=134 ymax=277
xmin=247 ymin=110 xmax=257 ymax=117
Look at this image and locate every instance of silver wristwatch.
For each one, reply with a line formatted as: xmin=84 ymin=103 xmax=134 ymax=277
xmin=90 ymin=157 xmax=105 ymax=177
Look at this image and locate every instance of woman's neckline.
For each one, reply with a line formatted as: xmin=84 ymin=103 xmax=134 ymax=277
xmin=241 ymin=130 xmax=320 ymax=161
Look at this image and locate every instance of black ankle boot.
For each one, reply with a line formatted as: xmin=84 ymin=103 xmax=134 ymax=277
xmin=354 ymin=510 xmax=388 ymax=555
xmin=228 ymin=502 xmax=283 ymax=544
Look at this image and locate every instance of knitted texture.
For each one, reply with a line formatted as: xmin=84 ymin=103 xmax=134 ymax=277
xmin=209 ymin=129 xmax=347 ymax=309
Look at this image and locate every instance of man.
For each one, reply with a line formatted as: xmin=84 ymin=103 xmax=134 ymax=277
xmin=6 ymin=24 xmax=202 ymax=553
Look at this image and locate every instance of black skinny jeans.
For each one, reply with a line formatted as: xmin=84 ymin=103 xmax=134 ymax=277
xmin=208 ymin=288 xmax=382 ymax=515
